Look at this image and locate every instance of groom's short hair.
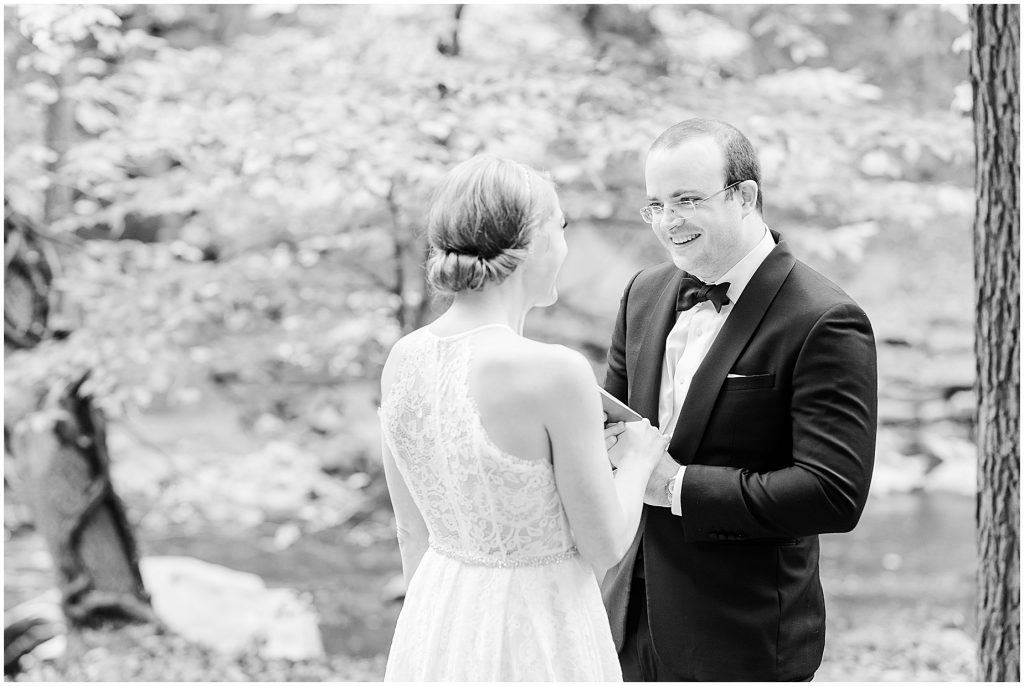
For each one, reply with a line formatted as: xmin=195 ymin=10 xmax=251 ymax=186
xmin=650 ymin=118 xmax=764 ymax=215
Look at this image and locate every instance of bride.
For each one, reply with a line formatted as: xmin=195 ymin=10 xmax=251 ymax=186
xmin=378 ymin=155 xmax=666 ymax=681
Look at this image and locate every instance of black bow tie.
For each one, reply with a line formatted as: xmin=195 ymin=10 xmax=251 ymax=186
xmin=676 ymin=273 xmax=732 ymax=313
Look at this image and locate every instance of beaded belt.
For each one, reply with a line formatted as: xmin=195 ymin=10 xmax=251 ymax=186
xmin=430 ymin=541 xmax=579 ymax=568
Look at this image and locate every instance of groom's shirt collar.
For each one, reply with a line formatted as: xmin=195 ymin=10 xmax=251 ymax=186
xmin=716 ymin=225 xmax=776 ymax=307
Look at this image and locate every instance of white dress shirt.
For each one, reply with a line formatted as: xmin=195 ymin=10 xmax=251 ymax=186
xmin=662 ymin=227 xmax=777 ymax=515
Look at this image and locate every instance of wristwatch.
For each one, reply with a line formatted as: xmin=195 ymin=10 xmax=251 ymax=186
xmin=664 ymin=475 xmax=675 ymax=508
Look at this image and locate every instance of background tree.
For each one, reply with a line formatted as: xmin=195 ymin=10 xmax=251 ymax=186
xmin=970 ymin=4 xmax=1020 ymax=681
xmin=3 ymin=10 xmax=162 ymax=672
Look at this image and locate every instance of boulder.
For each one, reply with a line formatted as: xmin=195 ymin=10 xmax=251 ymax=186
xmin=870 ymin=453 xmax=930 ymax=495
xmin=4 ymin=590 xmax=66 ymax=674
xmin=139 ymin=556 xmax=324 ymax=660
xmin=919 ymin=433 xmax=977 ymax=496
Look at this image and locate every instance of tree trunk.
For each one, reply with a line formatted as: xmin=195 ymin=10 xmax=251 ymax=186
xmin=4 ymin=199 xmax=57 ymax=349
xmin=436 ymin=4 xmax=464 ymax=57
xmin=7 ymin=374 xmax=157 ymax=629
xmin=43 ymin=61 xmax=76 ymax=224
xmin=970 ymin=4 xmax=1020 ymax=681
xmin=211 ymin=4 xmax=249 ymax=44
xmin=412 ymin=240 xmax=434 ymax=331
xmin=385 ymin=180 xmax=435 ymax=334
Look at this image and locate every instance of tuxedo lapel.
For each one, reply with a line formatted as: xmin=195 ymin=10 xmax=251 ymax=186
xmin=630 ymin=270 xmax=684 ymax=428
xmin=602 ymin=267 xmax=681 ymax=644
xmin=667 ymin=236 xmax=797 ymax=463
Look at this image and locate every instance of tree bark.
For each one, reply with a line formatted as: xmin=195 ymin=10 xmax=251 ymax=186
xmin=42 ymin=60 xmax=76 ymax=224
xmin=4 ymin=199 xmax=56 ymax=349
xmin=211 ymin=5 xmax=249 ymax=44
xmin=970 ymin=4 xmax=1020 ymax=681
xmin=436 ymin=4 xmax=464 ymax=57
xmin=7 ymin=374 xmax=157 ymax=629
xmin=385 ymin=180 xmax=434 ymax=334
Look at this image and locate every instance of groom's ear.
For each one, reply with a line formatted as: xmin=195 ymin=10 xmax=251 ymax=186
xmin=737 ymin=180 xmax=759 ymax=216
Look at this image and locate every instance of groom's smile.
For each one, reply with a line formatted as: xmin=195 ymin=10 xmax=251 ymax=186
xmin=668 ymin=230 xmax=702 ymax=246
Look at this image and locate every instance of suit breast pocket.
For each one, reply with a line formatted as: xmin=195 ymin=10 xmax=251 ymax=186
xmin=722 ymin=372 xmax=775 ymax=391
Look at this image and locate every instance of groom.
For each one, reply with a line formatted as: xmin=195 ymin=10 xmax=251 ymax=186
xmin=601 ymin=118 xmax=877 ymax=681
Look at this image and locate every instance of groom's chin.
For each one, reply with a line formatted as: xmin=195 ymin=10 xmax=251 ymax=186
xmin=670 ymin=254 xmax=692 ymax=272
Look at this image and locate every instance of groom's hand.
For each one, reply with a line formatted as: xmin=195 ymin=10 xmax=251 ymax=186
xmin=643 ymin=451 xmax=680 ymax=507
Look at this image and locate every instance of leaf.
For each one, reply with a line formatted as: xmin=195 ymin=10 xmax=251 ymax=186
xmin=21 ymin=80 xmax=60 ymax=104
xmin=76 ymin=57 xmax=108 ymax=76
xmin=75 ymin=101 xmax=119 ymax=134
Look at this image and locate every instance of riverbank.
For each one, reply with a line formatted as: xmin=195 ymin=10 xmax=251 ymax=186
xmin=5 ymin=488 xmax=976 ymax=681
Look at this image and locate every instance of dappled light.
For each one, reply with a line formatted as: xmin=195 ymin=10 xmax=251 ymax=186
xmin=3 ymin=4 xmax=995 ymax=681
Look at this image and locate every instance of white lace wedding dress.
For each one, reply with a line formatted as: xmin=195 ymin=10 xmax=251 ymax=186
xmin=378 ymin=324 xmax=622 ymax=681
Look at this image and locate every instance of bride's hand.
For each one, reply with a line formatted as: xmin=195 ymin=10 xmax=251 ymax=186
xmin=604 ymin=415 xmax=626 ymax=454
xmin=608 ymin=419 xmax=669 ymax=471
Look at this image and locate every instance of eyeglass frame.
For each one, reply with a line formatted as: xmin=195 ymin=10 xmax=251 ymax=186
xmin=640 ymin=180 xmax=746 ymax=224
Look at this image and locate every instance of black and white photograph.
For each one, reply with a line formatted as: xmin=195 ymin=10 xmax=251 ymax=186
xmin=3 ymin=3 xmax=1018 ymax=682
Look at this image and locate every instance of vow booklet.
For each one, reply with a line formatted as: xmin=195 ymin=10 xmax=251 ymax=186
xmin=599 ymin=388 xmax=644 ymax=423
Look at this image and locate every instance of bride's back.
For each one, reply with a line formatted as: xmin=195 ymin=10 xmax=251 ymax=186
xmin=379 ymin=324 xmax=578 ymax=566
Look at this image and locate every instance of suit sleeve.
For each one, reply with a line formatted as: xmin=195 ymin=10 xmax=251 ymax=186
xmin=679 ymin=302 xmax=877 ymax=540
xmin=603 ymin=271 xmax=642 ymax=404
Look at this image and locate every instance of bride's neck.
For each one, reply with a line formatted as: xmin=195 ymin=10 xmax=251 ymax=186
xmin=442 ymin=283 xmax=529 ymax=334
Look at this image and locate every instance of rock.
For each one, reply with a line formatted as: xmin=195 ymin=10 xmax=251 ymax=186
xmin=316 ymin=439 xmax=365 ymax=475
xmin=917 ymin=399 xmax=951 ymax=424
xmin=919 ymin=432 xmax=977 ymax=496
xmin=919 ymin=431 xmax=976 ymax=465
xmin=880 ymin=553 xmax=903 ymax=571
xmin=345 ymin=472 xmax=371 ymax=490
xmin=881 ymin=336 xmax=915 ymax=347
xmin=253 ymin=413 xmax=286 ymax=436
xmin=878 ymin=397 xmax=919 ymax=425
xmin=924 ymin=457 xmax=977 ymax=496
xmin=859 ymin=150 xmax=902 ymax=178
xmin=925 ymin=356 xmax=975 ymax=394
xmin=273 ymin=523 xmax=302 ymax=550
xmin=921 ymin=419 xmax=972 ymax=442
xmin=935 ymin=627 xmax=976 ymax=654
xmin=946 ymin=389 xmax=976 ymax=422
xmin=381 ymin=573 xmax=406 ymax=603
xmin=925 ymin=328 xmax=974 ymax=355
xmin=307 ymin=405 xmax=346 ymax=434
xmin=870 ymin=445 xmax=930 ymax=496
xmin=260 ymin=588 xmax=325 ymax=661
xmin=4 ymin=590 xmax=66 ymax=673
xmin=4 ymin=589 xmax=63 ymax=626
xmin=139 ymin=556 xmax=324 ymax=660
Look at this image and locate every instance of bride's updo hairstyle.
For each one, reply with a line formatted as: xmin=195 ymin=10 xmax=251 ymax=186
xmin=425 ymin=155 xmax=554 ymax=294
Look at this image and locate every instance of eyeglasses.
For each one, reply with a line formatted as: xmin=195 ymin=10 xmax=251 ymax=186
xmin=640 ymin=181 xmax=744 ymax=224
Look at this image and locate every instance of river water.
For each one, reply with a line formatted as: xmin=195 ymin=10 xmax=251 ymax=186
xmin=5 ymin=491 xmax=977 ymax=668
xmin=142 ymin=491 xmax=982 ymax=660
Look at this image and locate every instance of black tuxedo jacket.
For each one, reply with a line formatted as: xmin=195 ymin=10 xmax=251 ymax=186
xmin=601 ymin=232 xmax=877 ymax=681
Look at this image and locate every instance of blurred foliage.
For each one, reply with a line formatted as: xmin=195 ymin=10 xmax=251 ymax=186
xmin=4 ymin=4 xmax=973 ymax=426
xmin=3 ymin=5 xmax=979 ymax=678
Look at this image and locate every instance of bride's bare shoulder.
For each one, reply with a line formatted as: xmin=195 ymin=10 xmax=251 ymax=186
xmin=478 ymin=337 xmax=596 ymax=395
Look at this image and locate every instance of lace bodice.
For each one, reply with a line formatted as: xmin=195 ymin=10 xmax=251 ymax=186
xmin=378 ymin=325 xmax=577 ymax=566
